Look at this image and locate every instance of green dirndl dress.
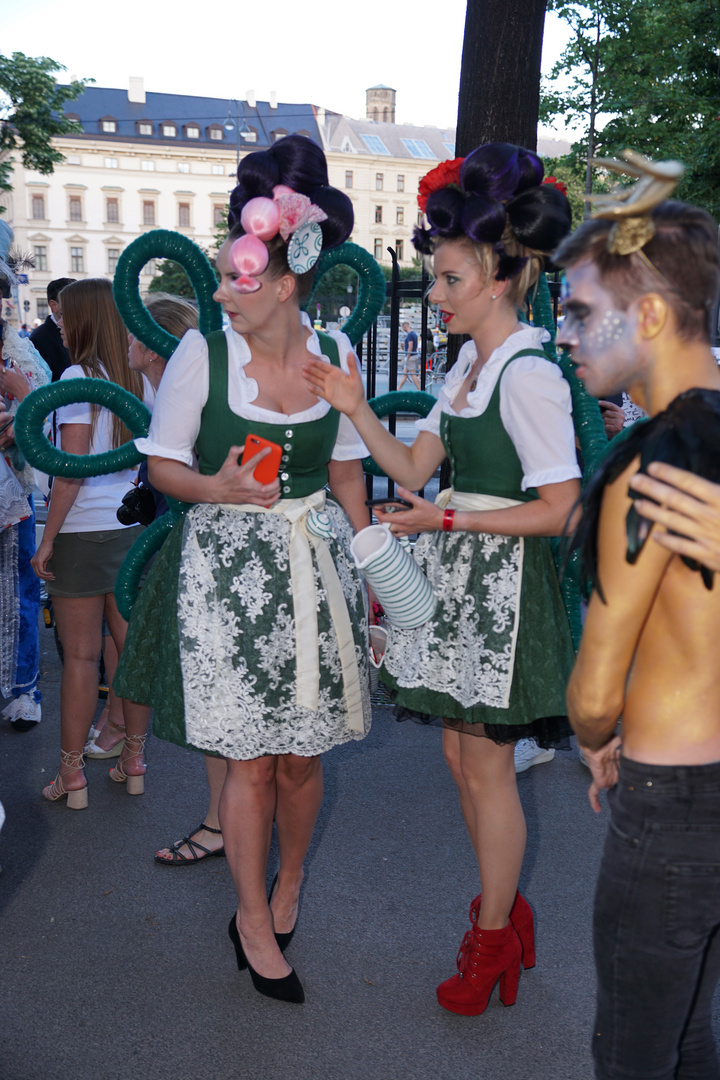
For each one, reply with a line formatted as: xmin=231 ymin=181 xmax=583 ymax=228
xmin=114 ymin=331 xmax=371 ymax=760
xmin=380 ymin=350 xmax=575 ymax=746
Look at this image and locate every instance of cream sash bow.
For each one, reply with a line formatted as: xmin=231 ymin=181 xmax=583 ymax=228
xmin=436 ymin=488 xmax=524 ymax=709
xmin=216 ymin=490 xmax=364 ymax=733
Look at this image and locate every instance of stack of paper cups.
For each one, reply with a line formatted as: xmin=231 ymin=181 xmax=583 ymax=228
xmin=350 ymin=524 xmax=436 ymax=629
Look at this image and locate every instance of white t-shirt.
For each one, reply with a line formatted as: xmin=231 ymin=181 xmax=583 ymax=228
xmin=55 ymin=364 xmax=152 ymax=532
xmin=136 ymin=315 xmax=368 ymax=466
xmin=416 ymin=326 xmax=581 ymax=492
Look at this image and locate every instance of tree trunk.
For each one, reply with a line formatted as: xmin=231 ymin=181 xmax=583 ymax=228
xmin=441 ymin=0 xmax=548 ymax=409
xmin=456 ymin=0 xmax=548 ymax=155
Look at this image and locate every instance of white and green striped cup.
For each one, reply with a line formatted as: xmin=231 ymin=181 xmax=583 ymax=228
xmin=351 ymin=525 xmax=436 ymax=629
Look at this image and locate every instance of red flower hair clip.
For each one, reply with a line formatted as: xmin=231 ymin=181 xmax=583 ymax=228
xmin=542 ymin=176 xmax=568 ymax=197
xmin=417 ymin=157 xmax=465 ymax=213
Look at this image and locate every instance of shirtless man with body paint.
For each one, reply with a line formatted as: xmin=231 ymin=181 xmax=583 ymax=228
xmin=554 ymin=200 xmax=720 ymax=1080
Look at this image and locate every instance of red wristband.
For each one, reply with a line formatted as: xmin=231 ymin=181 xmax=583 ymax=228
xmin=442 ymin=508 xmax=455 ymax=532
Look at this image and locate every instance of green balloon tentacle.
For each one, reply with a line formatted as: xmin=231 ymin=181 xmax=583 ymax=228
xmin=114 ymin=513 xmax=176 ymax=621
xmin=305 ymin=242 xmax=387 ymax=345
xmin=531 ymin=273 xmax=609 ymax=649
xmin=14 ymin=379 xmax=150 ymax=477
xmin=113 ymin=229 xmax=222 ymax=359
xmin=363 ymin=390 xmax=436 ymax=477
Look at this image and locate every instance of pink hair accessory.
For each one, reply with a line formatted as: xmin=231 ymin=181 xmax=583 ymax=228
xmin=229 ymin=234 xmax=268 ymax=293
xmin=240 ymin=197 xmax=281 ymax=241
xmin=273 ymin=191 xmax=327 ymax=242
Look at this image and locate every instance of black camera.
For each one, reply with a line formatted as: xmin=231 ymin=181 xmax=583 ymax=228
xmin=117 ymin=484 xmax=156 ymax=527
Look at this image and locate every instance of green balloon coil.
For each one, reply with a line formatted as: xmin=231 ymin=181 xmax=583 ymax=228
xmin=113 ymin=229 xmax=222 ymax=358
xmin=14 ymin=379 xmax=151 ymax=477
xmin=362 ymin=390 xmax=436 ymax=477
xmin=305 ymin=242 xmax=387 ymax=346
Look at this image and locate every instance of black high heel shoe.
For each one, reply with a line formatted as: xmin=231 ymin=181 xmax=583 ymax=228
xmin=268 ymin=873 xmax=298 ymax=952
xmin=228 ymin=913 xmax=248 ymax=971
xmin=228 ymin=912 xmax=304 ymax=1003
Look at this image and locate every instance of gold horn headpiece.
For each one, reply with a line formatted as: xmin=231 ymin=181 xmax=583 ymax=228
xmin=586 ymin=149 xmax=684 ymax=256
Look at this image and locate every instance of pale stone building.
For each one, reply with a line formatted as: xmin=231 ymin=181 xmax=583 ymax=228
xmin=2 ymin=80 xmax=568 ymax=326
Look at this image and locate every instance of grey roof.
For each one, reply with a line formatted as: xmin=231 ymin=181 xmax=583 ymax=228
xmin=58 ymin=85 xmax=321 ymax=149
xmin=322 ymin=113 xmax=456 ymax=161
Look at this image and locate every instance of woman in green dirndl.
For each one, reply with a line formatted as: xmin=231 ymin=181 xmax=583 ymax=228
xmin=305 ymin=144 xmax=580 ymax=1016
xmin=114 ymin=137 xmax=371 ymax=1004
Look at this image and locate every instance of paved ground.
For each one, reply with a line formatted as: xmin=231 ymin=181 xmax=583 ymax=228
xmin=0 ymin=629 xmax=609 ymax=1080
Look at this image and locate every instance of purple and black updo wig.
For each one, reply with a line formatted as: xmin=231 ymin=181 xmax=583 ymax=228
xmin=228 ymin=135 xmax=353 ymax=252
xmin=225 ymin=135 xmax=354 ymax=302
xmin=413 ymin=142 xmax=572 ymax=303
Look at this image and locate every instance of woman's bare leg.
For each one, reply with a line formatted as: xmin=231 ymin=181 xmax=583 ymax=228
xmin=53 ymin=594 xmax=105 ymax=788
xmin=155 ymin=755 xmax=228 ymax=862
xmin=221 ymin=756 xmax=291 ymax=979
xmin=271 ymin=754 xmax=323 ymax=934
xmin=443 ymin=728 xmax=526 ymax=929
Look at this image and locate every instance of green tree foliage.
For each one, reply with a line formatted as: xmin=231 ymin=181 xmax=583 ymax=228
xmin=147 ymin=259 xmax=198 ymax=298
xmin=541 ymin=0 xmax=720 ymax=216
xmin=0 ymin=52 xmax=88 ymax=210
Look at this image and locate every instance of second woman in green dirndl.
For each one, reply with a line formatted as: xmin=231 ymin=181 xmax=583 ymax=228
xmin=304 ymin=143 xmax=580 ymax=1017
xmin=115 ymin=137 xmax=371 ymax=1005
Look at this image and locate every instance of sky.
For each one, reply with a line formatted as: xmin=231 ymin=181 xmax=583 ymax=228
xmin=2 ymin=0 xmax=572 ymax=134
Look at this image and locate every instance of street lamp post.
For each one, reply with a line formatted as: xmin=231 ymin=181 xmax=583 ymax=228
xmin=224 ymin=99 xmax=252 ymax=172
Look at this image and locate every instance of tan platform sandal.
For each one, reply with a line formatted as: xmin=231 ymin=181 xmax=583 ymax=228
xmin=42 ymin=750 xmax=88 ymax=810
xmin=109 ymin=733 xmax=147 ymax=795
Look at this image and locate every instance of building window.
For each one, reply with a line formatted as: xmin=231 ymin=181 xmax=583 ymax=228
xmin=375 ymin=173 xmax=384 ymax=191
xmin=105 ymin=157 xmax=118 ymax=169
xmin=102 ymin=119 xmax=117 ymax=133
xmin=138 ymin=122 xmax=153 ymax=136
xmin=162 ymin=124 xmax=177 ymax=138
xmin=108 ymin=248 xmax=120 ymax=274
xmin=396 ymin=206 xmax=404 ymax=225
xmin=344 ymin=171 xmax=353 ymax=189
xmin=141 ymin=160 xmax=155 ymax=171
xmin=397 ymin=175 xmax=405 ymax=192
xmin=373 ymin=238 xmax=383 ymax=260
xmin=178 ymin=203 xmax=190 ymax=227
xmin=396 ymin=240 xmax=404 ymax=260
xmin=186 ymin=124 xmax=200 ymax=139
xmin=211 ymin=164 xmax=224 ymax=175
xmin=375 ymin=205 xmax=383 ymax=224
xmin=213 ymin=204 xmax=226 ymax=226
xmin=271 ymin=129 xmax=288 ymax=142
xmin=142 ymin=260 xmax=156 ymax=276
xmin=37 ymin=299 xmax=48 ymax=320
xmin=243 ymin=129 xmax=258 ymax=143
xmin=32 ymin=194 xmax=45 ymax=220
xmin=34 ymin=246 xmax=48 ymax=271
xmin=143 ymin=201 xmax=156 ymax=226
xmin=69 ymin=196 xmax=83 ymax=221
xmin=106 ymin=198 xmax=119 ymax=223
xmin=208 ymin=126 xmax=223 ymax=140
xmin=177 ymin=162 xmax=190 ymax=173
xmin=70 ymin=247 xmax=84 ymax=273
xmin=417 ymin=211 xmax=424 ymax=226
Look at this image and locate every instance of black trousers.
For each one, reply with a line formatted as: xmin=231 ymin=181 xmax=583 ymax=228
xmin=593 ymin=757 xmax=720 ymax=1080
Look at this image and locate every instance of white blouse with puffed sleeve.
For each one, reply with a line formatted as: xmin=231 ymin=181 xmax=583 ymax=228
xmin=135 ymin=313 xmax=368 ymax=466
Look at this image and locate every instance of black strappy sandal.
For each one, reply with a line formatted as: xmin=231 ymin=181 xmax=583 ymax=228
xmin=154 ymin=822 xmax=225 ymax=865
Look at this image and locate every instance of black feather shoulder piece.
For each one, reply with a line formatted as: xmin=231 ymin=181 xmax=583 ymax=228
xmin=571 ymin=388 xmax=720 ymax=600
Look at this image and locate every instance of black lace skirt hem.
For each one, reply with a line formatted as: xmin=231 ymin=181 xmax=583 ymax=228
xmin=394 ymin=705 xmax=571 ymax=749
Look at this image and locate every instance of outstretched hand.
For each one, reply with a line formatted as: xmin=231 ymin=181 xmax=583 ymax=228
xmin=303 ymin=355 xmax=365 ymax=418
xmin=210 ymin=444 xmax=281 ymax=507
xmin=582 ymin=734 xmax=622 ymax=813
xmin=373 ymin=486 xmax=443 ymax=536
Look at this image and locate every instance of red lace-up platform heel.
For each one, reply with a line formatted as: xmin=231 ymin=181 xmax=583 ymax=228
xmin=470 ymin=890 xmax=535 ymax=968
xmin=436 ymin=921 xmax=522 ymax=1016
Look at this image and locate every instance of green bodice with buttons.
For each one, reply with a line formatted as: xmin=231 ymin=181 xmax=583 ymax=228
xmin=194 ymin=330 xmax=341 ymax=499
xmin=440 ymin=349 xmax=548 ymax=503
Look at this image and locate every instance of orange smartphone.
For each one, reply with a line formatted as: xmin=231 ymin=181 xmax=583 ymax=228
xmin=240 ymin=434 xmax=283 ymax=484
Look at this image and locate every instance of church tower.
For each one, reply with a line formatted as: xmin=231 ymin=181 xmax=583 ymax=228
xmin=366 ymin=85 xmax=396 ymax=124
